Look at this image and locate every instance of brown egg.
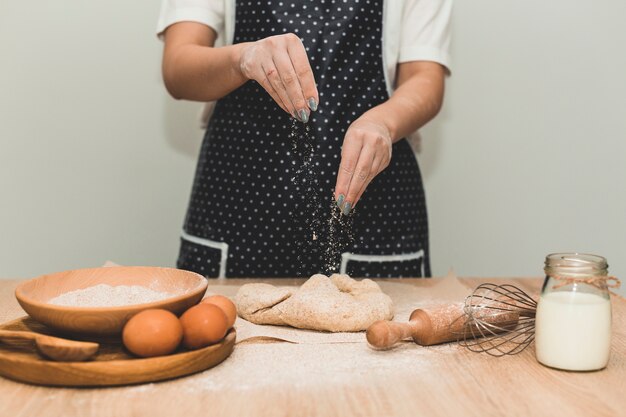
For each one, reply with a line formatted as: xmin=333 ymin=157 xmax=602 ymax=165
xmin=180 ymin=303 xmax=229 ymax=350
xmin=122 ymin=309 xmax=183 ymax=358
xmin=202 ymin=295 xmax=237 ymax=328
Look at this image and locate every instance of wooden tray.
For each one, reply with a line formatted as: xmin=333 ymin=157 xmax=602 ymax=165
xmin=0 ymin=316 xmax=236 ymax=387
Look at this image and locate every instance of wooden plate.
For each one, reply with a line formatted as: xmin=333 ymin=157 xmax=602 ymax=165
xmin=0 ymin=316 xmax=235 ymax=387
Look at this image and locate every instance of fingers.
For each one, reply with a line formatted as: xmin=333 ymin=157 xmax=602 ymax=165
xmin=262 ymin=62 xmax=295 ymax=116
xmin=273 ymin=34 xmax=318 ymax=122
xmin=335 ymin=123 xmax=393 ymax=215
xmin=259 ymin=69 xmax=289 ymax=114
xmin=353 ymin=156 xmax=385 ymax=208
xmin=272 ymin=53 xmax=308 ymax=122
xmin=286 ymin=36 xmax=319 ymax=112
xmin=242 ymin=34 xmax=318 ymax=122
xmin=334 ymin=138 xmax=363 ymax=212
xmin=341 ymin=146 xmax=377 ymax=215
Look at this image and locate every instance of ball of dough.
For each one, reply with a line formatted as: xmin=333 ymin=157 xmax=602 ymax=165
xmin=236 ymin=274 xmax=394 ymax=332
xmin=122 ymin=309 xmax=183 ymax=357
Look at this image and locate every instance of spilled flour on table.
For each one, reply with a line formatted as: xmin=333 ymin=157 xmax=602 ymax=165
xmin=123 ymin=342 xmax=460 ymax=394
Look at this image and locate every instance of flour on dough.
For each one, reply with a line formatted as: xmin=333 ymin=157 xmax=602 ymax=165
xmin=236 ymin=274 xmax=394 ymax=332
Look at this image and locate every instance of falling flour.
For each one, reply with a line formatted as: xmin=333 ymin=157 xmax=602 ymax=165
xmin=48 ymin=284 xmax=177 ymax=307
xmin=288 ymin=118 xmax=355 ymax=276
xmin=323 ymin=198 xmax=355 ymax=274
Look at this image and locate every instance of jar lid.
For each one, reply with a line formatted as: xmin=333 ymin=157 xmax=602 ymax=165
xmin=545 ymin=253 xmax=608 ymax=273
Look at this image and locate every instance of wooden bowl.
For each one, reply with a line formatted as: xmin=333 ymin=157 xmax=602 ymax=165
xmin=15 ymin=266 xmax=207 ymax=340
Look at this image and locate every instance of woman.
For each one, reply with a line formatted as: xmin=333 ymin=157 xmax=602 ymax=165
xmin=157 ymin=0 xmax=451 ymax=278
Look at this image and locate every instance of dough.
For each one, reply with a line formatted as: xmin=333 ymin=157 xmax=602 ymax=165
xmin=236 ymin=274 xmax=394 ymax=332
xmin=235 ymin=283 xmax=293 ymax=326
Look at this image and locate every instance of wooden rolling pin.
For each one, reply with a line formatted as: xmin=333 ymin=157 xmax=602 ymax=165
xmin=366 ymin=303 xmax=520 ymax=349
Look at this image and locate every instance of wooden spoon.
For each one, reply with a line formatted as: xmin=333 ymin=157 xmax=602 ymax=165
xmin=0 ymin=329 xmax=99 ymax=361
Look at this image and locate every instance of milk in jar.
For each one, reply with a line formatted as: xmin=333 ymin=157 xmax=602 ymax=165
xmin=535 ymin=290 xmax=611 ymax=371
xmin=535 ymin=253 xmax=614 ymax=371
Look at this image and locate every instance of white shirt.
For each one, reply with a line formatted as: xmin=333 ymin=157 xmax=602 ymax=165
xmin=157 ymin=0 xmax=452 ymax=129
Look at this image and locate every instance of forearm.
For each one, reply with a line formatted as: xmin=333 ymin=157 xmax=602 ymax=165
xmin=359 ymin=62 xmax=445 ymax=142
xmin=161 ymin=22 xmax=251 ymax=102
xmin=163 ymin=42 xmax=250 ymax=101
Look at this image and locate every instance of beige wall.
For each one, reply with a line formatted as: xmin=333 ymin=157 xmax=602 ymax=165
xmin=1 ymin=1 xmax=624 ymax=295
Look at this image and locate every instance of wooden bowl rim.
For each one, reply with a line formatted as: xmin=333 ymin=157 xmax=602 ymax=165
xmin=14 ymin=266 xmax=208 ymax=313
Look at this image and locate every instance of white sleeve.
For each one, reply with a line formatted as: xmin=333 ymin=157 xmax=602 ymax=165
xmin=399 ymin=0 xmax=452 ymax=72
xmin=156 ymin=0 xmax=225 ymax=40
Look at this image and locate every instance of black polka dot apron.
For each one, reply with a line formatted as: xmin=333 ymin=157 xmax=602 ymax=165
xmin=177 ymin=0 xmax=431 ymax=278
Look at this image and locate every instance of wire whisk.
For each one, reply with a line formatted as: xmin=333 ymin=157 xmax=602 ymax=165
xmin=456 ymin=283 xmax=538 ymax=357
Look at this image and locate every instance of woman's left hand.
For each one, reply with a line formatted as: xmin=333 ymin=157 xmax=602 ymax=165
xmin=334 ymin=118 xmax=393 ymax=215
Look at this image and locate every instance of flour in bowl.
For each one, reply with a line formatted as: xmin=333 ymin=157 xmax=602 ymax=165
xmin=48 ymin=284 xmax=178 ymax=307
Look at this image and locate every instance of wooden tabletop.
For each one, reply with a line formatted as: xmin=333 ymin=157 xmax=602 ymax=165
xmin=0 ymin=277 xmax=624 ymax=417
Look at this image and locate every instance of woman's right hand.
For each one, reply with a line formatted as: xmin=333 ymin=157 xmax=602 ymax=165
xmin=238 ymin=34 xmax=318 ymax=123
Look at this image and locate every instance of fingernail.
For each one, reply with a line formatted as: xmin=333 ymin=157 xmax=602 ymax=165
xmin=298 ymin=109 xmax=309 ymax=123
xmin=336 ymin=194 xmax=345 ymax=208
xmin=308 ymin=98 xmax=318 ymax=112
xmin=342 ymin=202 xmax=352 ymax=216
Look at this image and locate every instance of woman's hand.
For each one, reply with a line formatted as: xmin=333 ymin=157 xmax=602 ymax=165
xmin=332 ymin=62 xmax=446 ymax=215
xmin=238 ymin=33 xmax=318 ymax=123
xmin=334 ymin=118 xmax=393 ymax=215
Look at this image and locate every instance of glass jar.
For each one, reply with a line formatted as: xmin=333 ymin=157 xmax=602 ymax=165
xmin=535 ymin=253 xmax=612 ymax=371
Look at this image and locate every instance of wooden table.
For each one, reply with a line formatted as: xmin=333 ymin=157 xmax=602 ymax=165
xmin=0 ymin=277 xmax=624 ymax=417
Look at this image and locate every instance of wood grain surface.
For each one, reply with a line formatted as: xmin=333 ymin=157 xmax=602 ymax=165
xmin=0 ymin=277 xmax=624 ymax=417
